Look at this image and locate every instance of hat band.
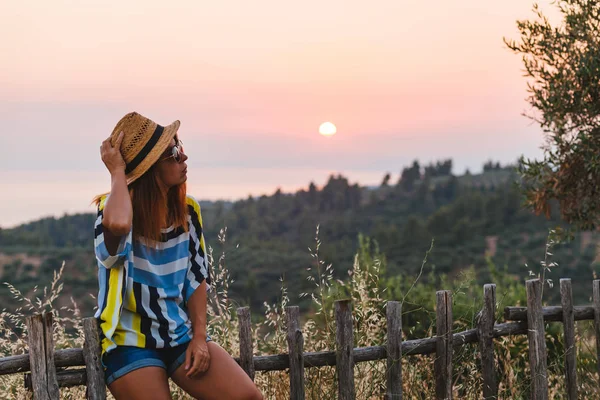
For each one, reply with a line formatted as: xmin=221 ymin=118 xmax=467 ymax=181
xmin=125 ymin=124 xmax=164 ymax=174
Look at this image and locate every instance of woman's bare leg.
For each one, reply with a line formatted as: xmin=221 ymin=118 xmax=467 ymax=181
xmin=108 ymin=366 xmax=172 ymax=400
xmin=171 ymin=341 xmax=263 ymax=400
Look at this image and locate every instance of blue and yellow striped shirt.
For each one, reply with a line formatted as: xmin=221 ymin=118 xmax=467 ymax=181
xmin=93 ymin=195 xmax=211 ymax=357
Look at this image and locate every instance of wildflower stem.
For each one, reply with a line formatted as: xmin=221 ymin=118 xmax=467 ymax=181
xmin=402 ymin=238 xmax=434 ymax=306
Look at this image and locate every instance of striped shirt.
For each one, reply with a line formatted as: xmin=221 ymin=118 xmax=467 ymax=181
xmin=93 ymin=195 xmax=211 ymax=357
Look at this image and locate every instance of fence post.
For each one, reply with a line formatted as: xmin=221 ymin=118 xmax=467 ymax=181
xmin=82 ymin=317 xmax=106 ymax=400
xmin=526 ymin=279 xmax=548 ymax=400
xmin=560 ymin=279 xmax=577 ymax=400
xmin=435 ymin=290 xmax=453 ymax=400
xmin=593 ymin=280 xmax=600 ymax=382
xmin=386 ymin=301 xmax=402 ymax=399
xmin=26 ymin=312 xmax=59 ymax=400
xmin=478 ymin=284 xmax=497 ymax=400
xmin=335 ymin=300 xmax=355 ymax=400
xmin=286 ymin=306 xmax=305 ymax=400
xmin=237 ymin=307 xmax=255 ymax=381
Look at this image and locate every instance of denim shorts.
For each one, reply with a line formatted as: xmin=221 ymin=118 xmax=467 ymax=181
xmin=103 ymin=336 xmax=212 ymax=386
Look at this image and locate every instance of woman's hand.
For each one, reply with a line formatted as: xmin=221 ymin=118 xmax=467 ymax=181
xmin=184 ymin=336 xmax=211 ymax=378
xmin=101 ymin=131 xmax=126 ymax=175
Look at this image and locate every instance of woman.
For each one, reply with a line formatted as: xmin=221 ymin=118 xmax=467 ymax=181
xmin=93 ymin=111 xmax=263 ymax=400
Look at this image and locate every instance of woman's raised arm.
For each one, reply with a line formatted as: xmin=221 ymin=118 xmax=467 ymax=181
xmin=100 ymin=131 xmax=133 ymax=254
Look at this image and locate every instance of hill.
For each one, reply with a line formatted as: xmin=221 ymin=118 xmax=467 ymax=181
xmin=0 ymin=159 xmax=596 ymax=315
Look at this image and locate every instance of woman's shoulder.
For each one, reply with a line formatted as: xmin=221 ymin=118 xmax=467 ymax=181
xmin=186 ymin=194 xmax=201 ymax=213
xmin=96 ymin=194 xmax=109 ymax=212
xmin=186 ymin=194 xmax=203 ymax=218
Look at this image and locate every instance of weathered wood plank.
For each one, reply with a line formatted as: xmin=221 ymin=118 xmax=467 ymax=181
xmin=26 ymin=313 xmax=60 ymax=399
xmin=0 ymin=354 xmax=31 ymax=376
xmin=26 ymin=314 xmax=49 ymax=399
xmin=43 ymin=313 xmax=60 ymax=399
xmin=237 ymin=307 xmax=255 ymax=381
xmin=335 ymin=300 xmax=355 ymax=400
xmin=82 ymin=318 xmax=106 ymax=400
xmin=478 ymin=284 xmax=497 ymax=400
xmin=386 ymin=301 xmax=402 ymax=400
xmin=434 ymin=290 xmax=453 ymax=400
xmin=593 ymin=280 xmax=600 ymax=381
xmin=504 ymin=305 xmax=594 ymax=321
xmin=55 ymin=348 xmax=85 ymax=369
xmin=526 ymin=279 xmax=548 ymax=400
xmin=286 ymin=306 xmax=305 ymax=400
xmin=0 ymin=348 xmax=84 ymax=376
xmin=493 ymin=321 xmax=528 ymax=337
xmin=560 ymin=279 xmax=577 ymax=400
xmin=25 ymin=368 xmax=87 ymax=389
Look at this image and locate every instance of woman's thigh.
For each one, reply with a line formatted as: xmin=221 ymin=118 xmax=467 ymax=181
xmin=108 ymin=366 xmax=172 ymax=400
xmin=171 ymin=341 xmax=263 ymax=400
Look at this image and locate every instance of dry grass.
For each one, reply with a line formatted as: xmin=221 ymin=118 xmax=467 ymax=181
xmin=1 ymin=228 xmax=599 ymax=399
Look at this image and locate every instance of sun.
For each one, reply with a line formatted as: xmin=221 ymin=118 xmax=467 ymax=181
xmin=319 ymin=122 xmax=337 ymax=137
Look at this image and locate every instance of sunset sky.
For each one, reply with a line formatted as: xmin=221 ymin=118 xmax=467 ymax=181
xmin=0 ymin=0 xmax=560 ymax=227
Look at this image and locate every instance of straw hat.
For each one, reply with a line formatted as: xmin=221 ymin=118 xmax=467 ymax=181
xmin=109 ymin=111 xmax=180 ymax=185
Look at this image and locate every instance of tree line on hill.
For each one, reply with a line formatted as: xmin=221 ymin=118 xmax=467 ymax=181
xmin=1 ymin=158 xmax=595 ymax=315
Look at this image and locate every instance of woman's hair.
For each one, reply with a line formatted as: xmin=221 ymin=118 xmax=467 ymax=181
xmin=93 ymin=165 xmax=189 ymax=245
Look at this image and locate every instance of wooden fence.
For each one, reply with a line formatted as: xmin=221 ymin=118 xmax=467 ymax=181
xmin=1 ymin=278 xmax=599 ymax=399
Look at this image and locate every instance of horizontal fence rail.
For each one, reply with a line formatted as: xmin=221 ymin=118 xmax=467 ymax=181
xmin=0 ymin=321 xmax=534 ymax=377
xmin=504 ymin=305 xmax=595 ymax=321
xmin=0 ymin=278 xmax=599 ymax=400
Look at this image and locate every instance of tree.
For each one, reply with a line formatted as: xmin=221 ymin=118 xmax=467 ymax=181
xmin=413 ymin=175 xmax=436 ymax=213
xmin=381 ymin=173 xmax=391 ymax=187
xmin=483 ymin=160 xmax=501 ymax=172
xmin=308 ymin=182 xmax=318 ymax=206
xmin=505 ymin=1 xmax=600 ymax=230
xmin=398 ymin=160 xmax=421 ymax=191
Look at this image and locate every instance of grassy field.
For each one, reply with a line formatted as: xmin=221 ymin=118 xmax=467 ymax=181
xmin=1 ymin=230 xmax=599 ymax=399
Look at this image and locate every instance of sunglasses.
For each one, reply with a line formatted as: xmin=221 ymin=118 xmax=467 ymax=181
xmin=159 ymin=140 xmax=185 ymax=163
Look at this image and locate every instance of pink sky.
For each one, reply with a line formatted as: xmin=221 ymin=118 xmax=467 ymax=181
xmin=0 ymin=1 xmax=560 ymax=227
